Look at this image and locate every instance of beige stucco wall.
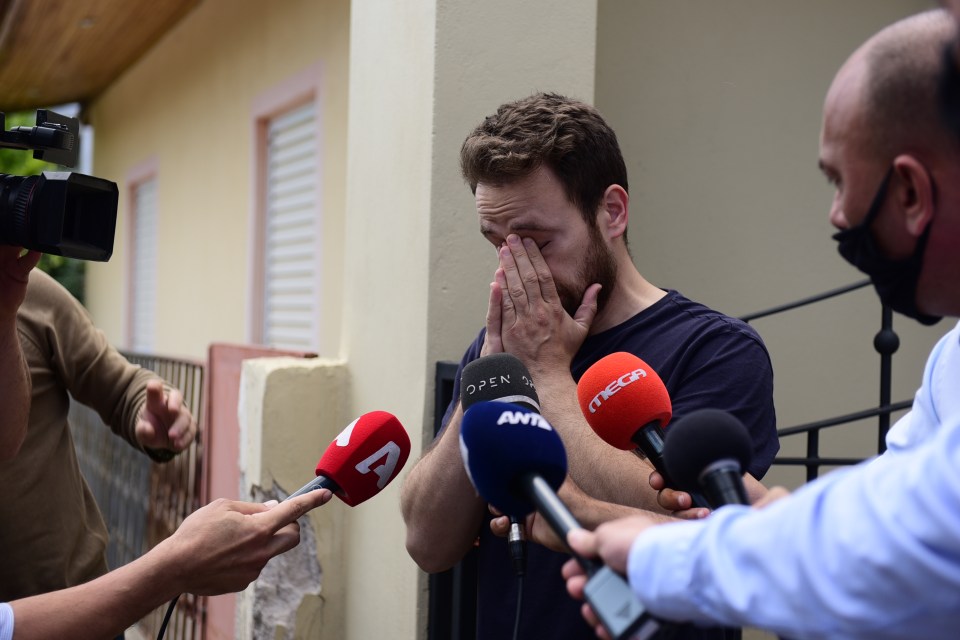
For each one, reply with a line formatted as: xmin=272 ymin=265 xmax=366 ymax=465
xmin=340 ymin=0 xmax=599 ymax=636
xmin=85 ymin=0 xmax=349 ymax=359
xmin=237 ymin=357 xmax=349 ymax=640
xmin=595 ymin=0 xmax=948 ymax=491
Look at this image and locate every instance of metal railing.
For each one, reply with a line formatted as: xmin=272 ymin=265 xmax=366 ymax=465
xmin=740 ymin=280 xmax=909 ymax=481
xmin=71 ymin=352 xmax=205 ymax=640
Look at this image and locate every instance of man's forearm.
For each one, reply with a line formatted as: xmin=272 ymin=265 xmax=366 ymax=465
xmin=11 ymin=546 xmax=181 ymax=640
xmin=401 ymin=405 xmax=488 ymax=572
xmin=537 ymin=376 xmax=664 ymax=511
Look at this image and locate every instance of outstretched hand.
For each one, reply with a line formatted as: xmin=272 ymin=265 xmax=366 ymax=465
xmin=159 ymin=490 xmax=332 ymax=595
xmin=136 ymin=379 xmax=198 ymax=453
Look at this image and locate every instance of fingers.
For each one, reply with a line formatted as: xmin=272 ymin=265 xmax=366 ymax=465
xmin=572 ymin=283 xmax=601 ymax=330
xmin=482 ymin=278 xmax=504 ymax=356
xmin=520 ymin=236 xmax=559 ymax=305
xmin=657 ymin=486 xmax=691 ymax=511
xmin=260 ymin=489 xmax=332 ymax=532
xmin=562 ymin=556 xmax=587 ymax=582
xmin=15 ymin=250 xmax=41 ymax=277
xmin=489 ymin=515 xmax=511 ymax=538
xmin=752 ymin=486 xmax=790 ymax=510
xmin=498 ymin=235 xmax=556 ymax=312
xmin=145 ymin=379 xmax=166 ymax=414
xmin=567 ymin=527 xmax=598 ymax=559
xmin=648 ymin=470 xmax=665 ymax=491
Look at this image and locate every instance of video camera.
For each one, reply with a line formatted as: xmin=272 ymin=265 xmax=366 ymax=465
xmin=0 ymin=109 xmax=118 ymax=261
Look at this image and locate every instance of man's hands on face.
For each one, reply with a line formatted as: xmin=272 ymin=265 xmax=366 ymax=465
xmin=483 ymin=234 xmax=599 ymax=373
xmin=136 ymin=379 xmax=198 ymax=453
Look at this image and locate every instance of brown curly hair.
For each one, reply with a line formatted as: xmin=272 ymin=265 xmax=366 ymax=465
xmin=460 ymin=92 xmax=628 ymax=227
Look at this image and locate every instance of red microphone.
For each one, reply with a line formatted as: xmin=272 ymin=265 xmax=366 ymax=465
xmin=285 ymin=411 xmax=411 ymax=507
xmin=577 ymin=352 xmax=710 ymax=508
xmin=577 ymin=352 xmax=671 ymax=448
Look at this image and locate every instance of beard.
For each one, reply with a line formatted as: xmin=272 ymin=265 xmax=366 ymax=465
xmin=555 ymin=226 xmax=618 ymax=317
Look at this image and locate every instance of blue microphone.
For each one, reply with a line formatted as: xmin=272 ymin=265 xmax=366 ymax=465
xmin=459 ymin=401 xmax=661 ymax=640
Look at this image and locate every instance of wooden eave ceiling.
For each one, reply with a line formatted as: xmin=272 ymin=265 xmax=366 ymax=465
xmin=0 ymin=0 xmax=201 ymax=113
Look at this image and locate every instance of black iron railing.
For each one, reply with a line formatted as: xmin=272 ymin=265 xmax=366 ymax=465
xmin=740 ymin=280 xmax=910 ymax=481
xmin=71 ymin=351 xmax=205 ymax=640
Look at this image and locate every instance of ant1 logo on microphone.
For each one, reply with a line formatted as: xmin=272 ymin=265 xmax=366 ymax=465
xmin=496 ymin=410 xmax=553 ymax=431
xmin=586 ymin=368 xmax=648 ymax=414
xmin=464 ymin=373 xmax=536 ymax=398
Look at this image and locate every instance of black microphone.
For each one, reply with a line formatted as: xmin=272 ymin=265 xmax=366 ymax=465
xmin=663 ymin=408 xmax=752 ymax=508
xmin=461 ymin=352 xmax=539 ymax=576
xmin=460 ymin=401 xmax=661 ymax=640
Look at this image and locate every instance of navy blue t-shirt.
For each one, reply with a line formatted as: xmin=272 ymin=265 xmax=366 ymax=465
xmin=440 ymin=289 xmax=779 ymax=640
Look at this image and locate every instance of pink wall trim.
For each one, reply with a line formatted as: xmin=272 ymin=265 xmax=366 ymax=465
xmin=123 ymin=156 xmax=159 ymax=349
xmin=203 ymin=343 xmax=317 ymax=640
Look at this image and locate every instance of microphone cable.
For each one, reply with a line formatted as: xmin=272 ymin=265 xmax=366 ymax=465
xmin=512 ymin=571 xmax=525 ymax=640
xmin=508 ymin=517 xmax=527 ymax=640
xmin=157 ymin=593 xmax=180 ymax=640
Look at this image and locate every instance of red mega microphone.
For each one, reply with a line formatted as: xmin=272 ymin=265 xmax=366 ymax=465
xmin=577 ymin=352 xmax=713 ymax=507
xmin=577 ymin=352 xmax=671 ymax=449
xmin=285 ymin=411 xmax=411 ymax=506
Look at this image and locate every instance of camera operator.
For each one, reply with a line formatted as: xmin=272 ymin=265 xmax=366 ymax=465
xmin=0 ymin=261 xmax=201 ymax=603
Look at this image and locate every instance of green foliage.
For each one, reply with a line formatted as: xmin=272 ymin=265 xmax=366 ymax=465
xmin=0 ymin=110 xmax=86 ymax=303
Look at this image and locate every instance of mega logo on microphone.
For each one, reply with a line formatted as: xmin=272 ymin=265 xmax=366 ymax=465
xmin=315 ymin=411 xmax=411 ymax=506
xmin=577 ymin=352 xmax=672 ymax=450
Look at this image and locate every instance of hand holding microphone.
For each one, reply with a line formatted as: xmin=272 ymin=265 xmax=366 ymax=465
xmin=460 ymin=400 xmax=660 ymax=640
xmin=157 ymin=411 xmax=410 ymax=640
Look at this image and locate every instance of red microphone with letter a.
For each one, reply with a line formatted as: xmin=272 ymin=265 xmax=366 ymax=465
xmin=285 ymin=410 xmax=411 ymax=506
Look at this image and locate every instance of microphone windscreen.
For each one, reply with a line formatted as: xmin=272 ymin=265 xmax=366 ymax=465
xmin=577 ymin=352 xmax=672 ymax=450
xmin=316 ymin=411 xmax=411 ymax=506
xmin=459 ymin=401 xmax=567 ymax=517
xmin=461 ymin=353 xmax=540 ymax=412
xmin=663 ymin=409 xmax=752 ymax=492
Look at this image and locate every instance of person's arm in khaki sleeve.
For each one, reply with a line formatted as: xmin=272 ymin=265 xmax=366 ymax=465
xmin=31 ymin=271 xmax=196 ymax=459
xmin=0 ymin=248 xmax=40 ymax=460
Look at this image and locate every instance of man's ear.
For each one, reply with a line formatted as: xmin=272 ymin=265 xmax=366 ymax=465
xmin=892 ymin=154 xmax=935 ymax=237
xmin=598 ymin=184 xmax=629 ymax=240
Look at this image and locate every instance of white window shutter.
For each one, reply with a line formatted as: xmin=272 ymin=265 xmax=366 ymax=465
xmin=263 ymin=102 xmax=319 ymax=350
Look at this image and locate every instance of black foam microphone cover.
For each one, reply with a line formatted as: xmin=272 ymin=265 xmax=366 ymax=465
xmin=663 ymin=409 xmax=752 ymax=507
xmin=461 ymin=353 xmax=540 ymax=412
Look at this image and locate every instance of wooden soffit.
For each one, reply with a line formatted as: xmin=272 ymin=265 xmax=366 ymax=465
xmin=0 ymin=0 xmax=201 ymax=113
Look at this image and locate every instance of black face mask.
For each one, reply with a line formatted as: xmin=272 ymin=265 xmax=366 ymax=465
xmin=832 ymin=167 xmax=942 ymax=326
xmin=938 ymin=41 xmax=960 ymax=141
